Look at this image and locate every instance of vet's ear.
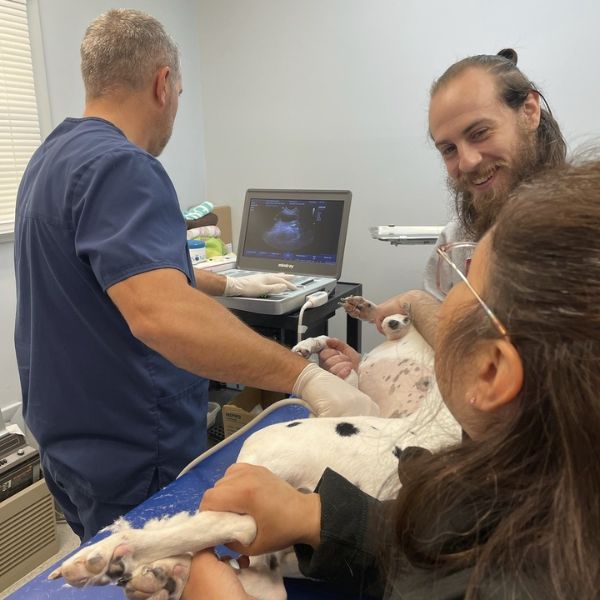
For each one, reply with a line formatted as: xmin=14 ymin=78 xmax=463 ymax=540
xmin=521 ymin=90 xmax=541 ymax=132
xmin=153 ymin=66 xmax=171 ymax=106
xmin=473 ymin=339 xmax=523 ymax=413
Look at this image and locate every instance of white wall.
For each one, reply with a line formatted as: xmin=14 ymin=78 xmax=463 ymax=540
xmin=34 ymin=0 xmax=207 ymax=206
xmin=195 ymin=0 xmax=600 ymax=349
xmin=0 ymin=0 xmax=207 ymax=421
xmin=2 ymin=1 xmax=600 ymax=420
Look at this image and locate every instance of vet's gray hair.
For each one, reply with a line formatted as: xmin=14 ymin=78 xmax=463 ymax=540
xmin=81 ymin=8 xmax=180 ymax=99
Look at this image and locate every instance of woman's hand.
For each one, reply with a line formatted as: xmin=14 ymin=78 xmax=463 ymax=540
xmin=199 ymin=463 xmax=321 ymax=555
xmin=182 ymin=550 xmax=253 ymax=600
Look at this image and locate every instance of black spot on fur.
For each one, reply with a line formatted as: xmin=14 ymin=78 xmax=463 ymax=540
xmin=107 ymin=559 xmax=125 ymax=578
xmin=286 ymin=421 xmax=301 ymax=428
xmin=164 ymin=578 xmax=177 ymax=594
xmin=393 ymin=446 xmax=402 ymax=459
xmin=116 ymin=574 xmax=131 ymax=587
xmin=336 ymin=422 xmax=359 ymax=437
xmin=151 ymin=566 xmax=167 ymax=580
xmin=416 ymin=376 xmax=432 ymax=392
xmin=269 ymin=555 xmax=279 ymax=570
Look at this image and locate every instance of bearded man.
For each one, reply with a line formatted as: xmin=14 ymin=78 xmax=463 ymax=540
xmin=321 ymin=49 xmax=567 ymax=373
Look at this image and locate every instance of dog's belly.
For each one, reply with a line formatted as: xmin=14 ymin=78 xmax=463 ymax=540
xmin=357 ymin=335 xmax=435 ymax=418
xmin=238 ymin=415 xmax=405 ymax=501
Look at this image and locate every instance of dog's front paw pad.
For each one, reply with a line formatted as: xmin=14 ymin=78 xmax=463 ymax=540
xmin=48 ymin=540 xmax=131 ymax=587
xmin=292 ymin=335 xmax=329 ymax=357
xmin=291 ymin=341 xmax=312 ymax=358
xmin=123 ymin=556 xmax=190 ymax=600
xmin=340 ymin=296 xmax=377 ymax=320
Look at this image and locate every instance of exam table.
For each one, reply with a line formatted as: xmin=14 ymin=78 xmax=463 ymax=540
xmin=7 ymin=400 xmax=369 ymax=600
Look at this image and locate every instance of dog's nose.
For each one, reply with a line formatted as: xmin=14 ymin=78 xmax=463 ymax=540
xmin=388 ymin=319 xmax=399 ymax=329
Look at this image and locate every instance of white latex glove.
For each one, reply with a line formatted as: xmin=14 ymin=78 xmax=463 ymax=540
xmin=293 ymin=363 xmax=380 ymax=417
xmin=224 ymin=273 xmax=297 ymax=297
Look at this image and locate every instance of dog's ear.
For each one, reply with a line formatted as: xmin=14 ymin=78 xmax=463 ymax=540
xmin=401 ymin=302 xmax=412 ymax=318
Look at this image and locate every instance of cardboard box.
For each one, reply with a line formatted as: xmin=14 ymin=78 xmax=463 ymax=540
xmin=213 ymin=205 xmax=232 ymax=245
xmin=222 ymin=387 xmax=286 ymax=438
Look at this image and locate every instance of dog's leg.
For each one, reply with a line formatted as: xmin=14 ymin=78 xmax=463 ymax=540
xmin=291 ymin=335 xmax=330 ymax=358
xmin=48 ymin=511 xmax=256 ymax=590
xmin=121 ymin=555 xmax=191 ymax=600
xmin=339 ymin=295 xmax=378 ymax=322
xmin=118 ymin=552 xmax=289 ymax=600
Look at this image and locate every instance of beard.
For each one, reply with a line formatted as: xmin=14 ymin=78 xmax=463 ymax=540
xmin=448 ymin=127 xmax=540 ymax=241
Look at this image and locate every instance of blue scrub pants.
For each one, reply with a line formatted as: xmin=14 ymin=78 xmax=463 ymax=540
xmin=42 ymin=454 xmax=160 ymax=542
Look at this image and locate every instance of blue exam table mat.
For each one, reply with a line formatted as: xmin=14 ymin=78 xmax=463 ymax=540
xmin=7 ymin=401 xmax=369 ymax=600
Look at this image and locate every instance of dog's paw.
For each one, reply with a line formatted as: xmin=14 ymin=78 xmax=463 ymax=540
xmin=340 ymin=296 xmax=377 ymax=321
xmin=381 ymin=313 xmax=412 ymax=340
xmin=291 ymin=335 xmax=330 ymax=357
xmin=121 ymin=555 xmax=191 ymax=600
xmin=48 ymin=528 xmax=137 ymax=587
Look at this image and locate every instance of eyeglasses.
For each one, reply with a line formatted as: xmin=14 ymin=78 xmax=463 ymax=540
xmin=436 ymin=242 xmax=508 ymax=337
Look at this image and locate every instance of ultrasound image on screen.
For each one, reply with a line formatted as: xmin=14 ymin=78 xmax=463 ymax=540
xmin=243 ymin=198 xmax=345 ymax=264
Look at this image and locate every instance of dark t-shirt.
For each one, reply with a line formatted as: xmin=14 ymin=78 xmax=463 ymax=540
xmin=14 ymin=117 xmax=208 ymax=505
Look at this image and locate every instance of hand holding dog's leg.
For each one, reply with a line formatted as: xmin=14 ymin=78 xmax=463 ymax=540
xmin=373 ymin=290 xmax=440 ymax=345
xmin=318 ymin=338 xmax=361 ymax=379
xmin=200 ymin=463 xmax=322 ymax=555
xmin=49 ymin=511 xmax=257 ymax=590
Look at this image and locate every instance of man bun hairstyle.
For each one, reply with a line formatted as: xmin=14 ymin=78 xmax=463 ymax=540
xmin=81 ymin=9 xmax=180 ymax=99
xmin=497 ymin=48 xmax=518 ymax=64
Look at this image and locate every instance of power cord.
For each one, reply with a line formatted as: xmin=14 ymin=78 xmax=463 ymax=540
xmin=297 ymin=291 xmax=329 ymax=345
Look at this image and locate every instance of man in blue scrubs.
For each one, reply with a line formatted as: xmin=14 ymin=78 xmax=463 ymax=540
xmin=13 ymin=9 xmax=376 ymax=541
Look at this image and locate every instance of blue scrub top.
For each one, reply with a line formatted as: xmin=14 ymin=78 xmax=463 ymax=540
xmin=14 ymin=117 xmax=209 ymax=505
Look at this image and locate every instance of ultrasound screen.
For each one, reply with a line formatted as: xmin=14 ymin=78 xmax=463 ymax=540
xmin=242 ymin=197 xmax=346 ymax=265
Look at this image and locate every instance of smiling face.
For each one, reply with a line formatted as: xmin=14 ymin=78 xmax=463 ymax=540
xmin=429 ymin=67 xmax=539 ymax=239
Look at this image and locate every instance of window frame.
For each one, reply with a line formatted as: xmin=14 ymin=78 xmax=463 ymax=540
xmin=0 ymin=0 xmax=51 ymax=243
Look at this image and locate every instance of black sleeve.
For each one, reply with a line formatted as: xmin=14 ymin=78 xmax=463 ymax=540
xmin=294 ymin=468 xmax=392 ymax=597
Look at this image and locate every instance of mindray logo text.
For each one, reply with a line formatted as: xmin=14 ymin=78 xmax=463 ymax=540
xmin=278 ymin=263 xmax=294 ymax=269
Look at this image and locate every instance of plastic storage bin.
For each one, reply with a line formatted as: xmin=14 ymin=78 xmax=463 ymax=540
xmin=206 ymin=401 xmax=220 ymax=429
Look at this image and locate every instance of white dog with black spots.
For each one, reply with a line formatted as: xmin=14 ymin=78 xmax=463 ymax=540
xmin=50 ymin=297 xmax=461 ymax=599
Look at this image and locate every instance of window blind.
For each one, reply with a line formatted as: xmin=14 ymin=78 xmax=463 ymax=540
xmin=0 ymin=0 xmax=41 ymax=235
